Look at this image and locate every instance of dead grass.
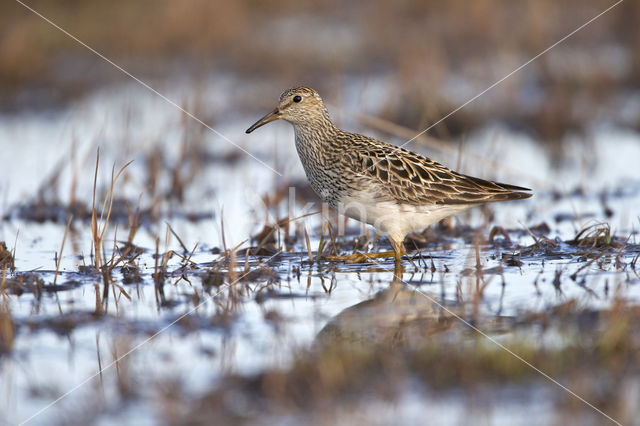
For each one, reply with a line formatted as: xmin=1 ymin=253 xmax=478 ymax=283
xmin=1 ymin=273 xmax=45 ymax=298
xmin=0 ymin=16 xmax=638 ymax=417
xmin=572 ymin=222 xmax=613 ymax=248
xmin=1 ymin=165 xmax=638 ymax=423
xmin=2 ymin=0 xmax=639 ymax=144
xmin=90 ymin=149 xmax=132 ymax=271
xmin=0 ymin=242 xmax=14 ymax=271
xmin=0 ymin=301 xmax=13 ymax=353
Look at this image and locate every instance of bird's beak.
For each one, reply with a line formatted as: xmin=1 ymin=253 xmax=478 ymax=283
xmin=245 ymin=108 xmax=282 ymax=133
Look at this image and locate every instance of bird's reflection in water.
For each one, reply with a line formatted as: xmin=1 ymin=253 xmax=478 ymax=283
xmin=316 ymin=277 xmax=462 ymax=348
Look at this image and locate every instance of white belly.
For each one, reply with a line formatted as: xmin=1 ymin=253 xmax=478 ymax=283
xmin=338 ymin=192 xmax=471 ymax=243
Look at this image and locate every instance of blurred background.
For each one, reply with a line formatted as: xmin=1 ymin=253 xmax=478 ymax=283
xmin=2 ymin=0 xmax=639 ymax=147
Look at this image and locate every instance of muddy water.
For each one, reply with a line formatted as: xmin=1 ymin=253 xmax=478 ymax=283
xmin=1 ymin=78 xmax=640 ymax=424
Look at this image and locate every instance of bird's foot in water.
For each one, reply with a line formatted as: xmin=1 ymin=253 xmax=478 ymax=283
xmin=324 ymin=251 xmax=397 ymax=264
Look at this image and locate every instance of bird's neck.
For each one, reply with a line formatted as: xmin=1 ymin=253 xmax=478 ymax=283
xmin=291 ymin=113 xmax=340 ymax=163
xmin=291 ymin=111 xmax=340 ymax=149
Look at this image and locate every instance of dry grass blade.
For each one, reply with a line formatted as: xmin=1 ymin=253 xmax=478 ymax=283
xmin=570 ymin=252 xmax=606 ymax=281
xmin=53 ymin=215 xmax=73 ymax=286
xmin=0 ymin=268 xmax=6 ymax=294
xmin=0 ymin=301 xmax=14 ymax=353
xmin=317 ymin=230 xmax=327 ymax=259
xmin=519 ymin=221 xmax=557 ymax=248
xmin=326 ymin=223 xmax=338 ymax=256
xmin=11 ymin=231 xmax=18 ymax=271
xmin=631 ymin=253 xmax=639 ymax=274
xmin=91 ymin=149 xmax=100 ymax=266
xmin=161 ymin=224 xmax=172 ymax=275
xmin=0 ymin=241 xmax=15 ymax=272
xmin=220 ymin=210 xmax=228 ymax=255
xmin=573 ymin=222 xmax=612 ymax=248
xmin=304 ymin=226 xmax=313 ymax=264
xmin=153 ymin=237 xmax=161 ymax=285
xmin=126 ymin=194 xmax=143 ymax=245
xmin=187 ymin=243 xmax=199 ymax=265
xmin=168 ymin=247 xmax=199 ymax=267
xmin=90 ymin=148 xmax=133 ymax=270
xmin=166 ymin=221 xmax=189 ymax=254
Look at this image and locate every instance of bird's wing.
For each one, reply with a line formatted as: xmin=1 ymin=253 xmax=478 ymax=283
xmin=341 ymin=136 xmax=532 ymax=206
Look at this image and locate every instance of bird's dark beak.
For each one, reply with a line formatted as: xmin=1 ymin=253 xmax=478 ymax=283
xmin=245 ymin=108 xmax=282 ymax=133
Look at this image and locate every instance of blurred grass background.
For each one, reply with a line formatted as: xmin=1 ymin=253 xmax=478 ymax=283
xmin=1 ymin=0 xmax=639 ymax=142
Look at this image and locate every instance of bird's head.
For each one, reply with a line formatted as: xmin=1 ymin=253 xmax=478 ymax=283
xmin=245 ymin=87 xmax=329 ymax=133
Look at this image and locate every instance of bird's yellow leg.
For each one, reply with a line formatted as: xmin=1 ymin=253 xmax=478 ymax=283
xmin=390 ymin=240 xmax=406 ymax=260
xmin=324 ymin=251 xmax=396 ymax=264
xmin=323 ymin=239 xmax=406 ymax=265
xmin=390 ymin=239 xmax=406 ymax=273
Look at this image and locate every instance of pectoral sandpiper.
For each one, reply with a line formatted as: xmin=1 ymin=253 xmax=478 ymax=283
xmin=246 ymin=87 xmax=532 ymax=267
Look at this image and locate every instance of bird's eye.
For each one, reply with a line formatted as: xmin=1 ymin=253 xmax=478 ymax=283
xmin=293 ymin=95 xmax=302 ymax=103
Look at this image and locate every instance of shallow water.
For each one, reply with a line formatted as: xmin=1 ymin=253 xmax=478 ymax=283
xmin=1 ymin=76 xmax=640 ymax=425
